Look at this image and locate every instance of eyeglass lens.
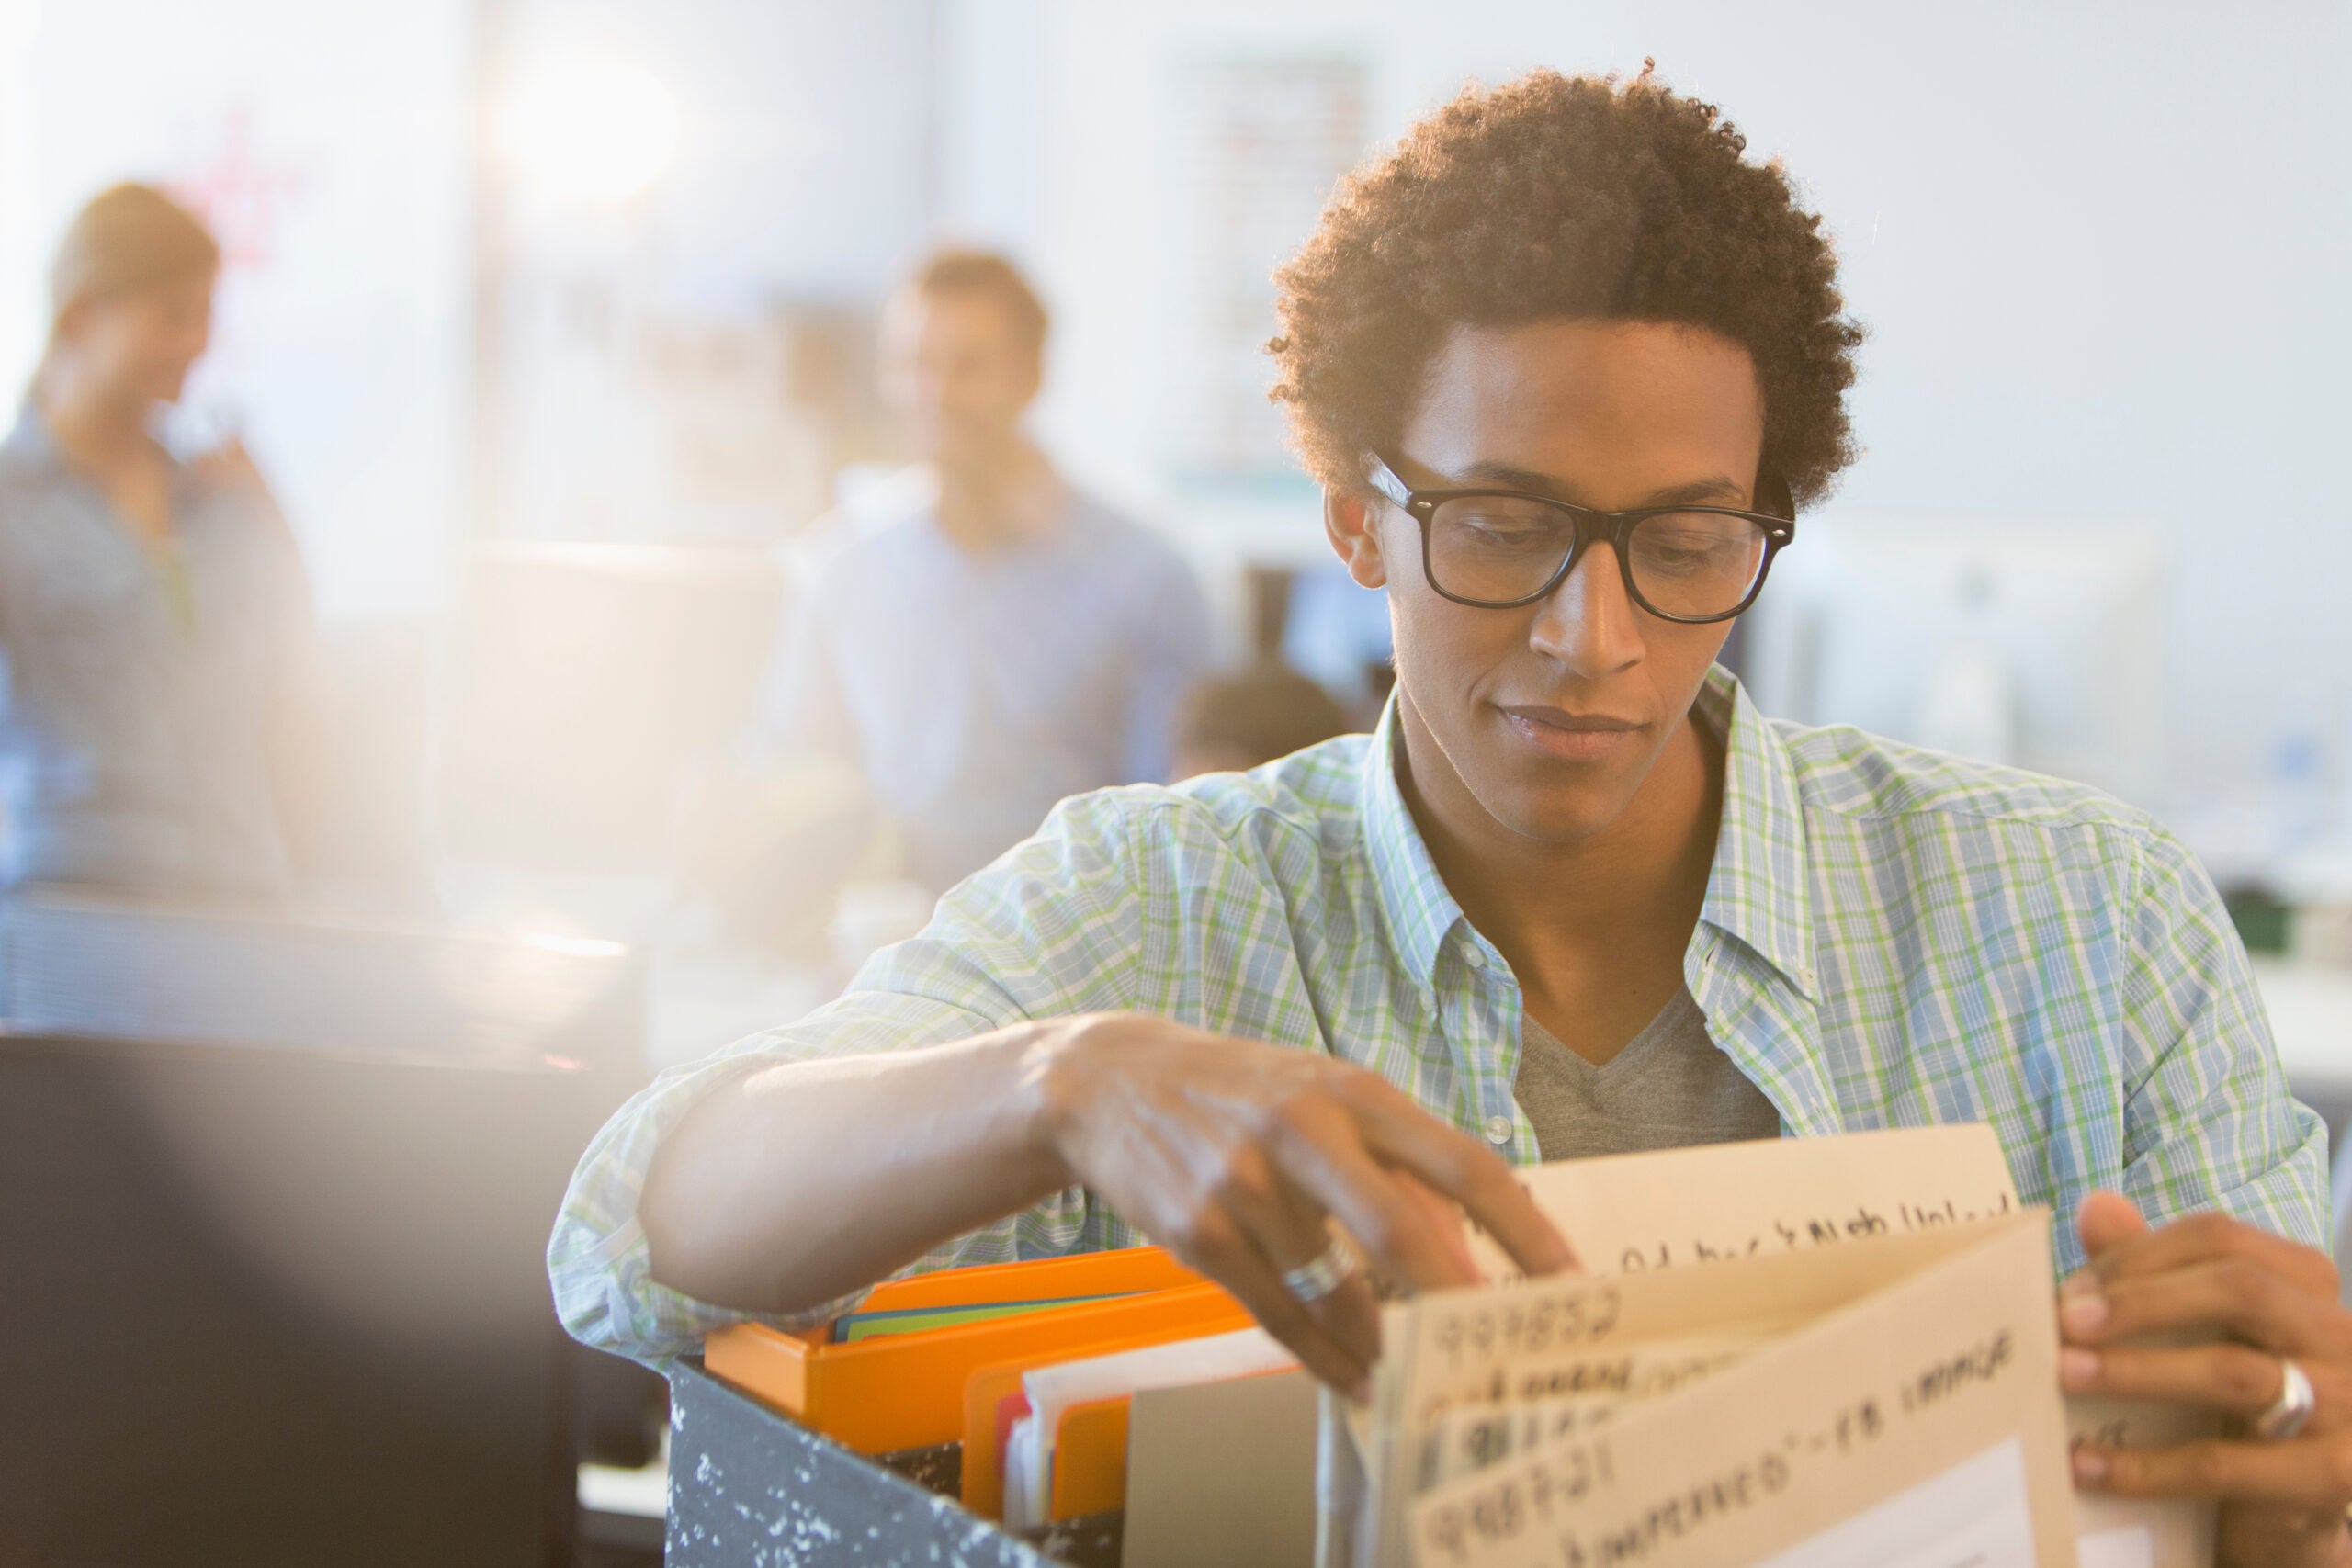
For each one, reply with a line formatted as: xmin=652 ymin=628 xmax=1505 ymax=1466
xmin=1425 ymin=495 xmax=1769 ymax=616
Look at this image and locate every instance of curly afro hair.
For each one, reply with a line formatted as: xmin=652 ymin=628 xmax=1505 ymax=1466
xmin=1268 ymin=66 xmax=1863 ymax=513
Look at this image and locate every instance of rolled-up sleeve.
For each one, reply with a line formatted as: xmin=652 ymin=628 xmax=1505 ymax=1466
xmin=2116 ymin=825 xmax=2330 ymax=1253
xmin=548 ymin=786 xmax=1161 ymax=1366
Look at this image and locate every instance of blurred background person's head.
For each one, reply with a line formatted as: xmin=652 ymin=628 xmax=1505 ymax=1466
xmin=34 ymin=183 xmax=220 ymax=423
xmin=880 ymin=247 xmax=1047 ymax=484
xmin=1172 ymin=662 xmax=1351 ymax=780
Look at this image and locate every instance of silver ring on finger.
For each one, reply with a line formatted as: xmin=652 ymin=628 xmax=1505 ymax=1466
xmin=2253 ymin=1356 xmax=2316 ymax=1441
xmin=1282 ymin=1232 xmax=1362 ymax=1306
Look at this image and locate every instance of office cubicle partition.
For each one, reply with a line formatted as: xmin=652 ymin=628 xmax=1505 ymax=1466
xmin=0 ymin=897 xmax=649 ymax=1567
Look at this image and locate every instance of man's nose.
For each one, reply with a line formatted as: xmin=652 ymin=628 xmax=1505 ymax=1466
xmin=1528 ymin=543 xmax=1645 ymax=678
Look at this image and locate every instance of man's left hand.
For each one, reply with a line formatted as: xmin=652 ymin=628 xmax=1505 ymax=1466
xmin=2061 ymin=1190 xmax=2352 ymax=1568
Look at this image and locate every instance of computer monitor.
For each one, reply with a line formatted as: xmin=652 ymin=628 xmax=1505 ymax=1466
xmin=1743 ymin=515 xmax=2166 ymax=807
xmin=0 ymin=894 xmax=652 ymax=1565
xmin=0 ymin=1030 xmax=598 ymax=1567
xmin=436 ymin=540 xmax=788 ymax=881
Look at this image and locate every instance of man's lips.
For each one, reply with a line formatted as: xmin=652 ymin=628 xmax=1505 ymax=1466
xmin=1496 ymin=704 xmax=1648 ymax=761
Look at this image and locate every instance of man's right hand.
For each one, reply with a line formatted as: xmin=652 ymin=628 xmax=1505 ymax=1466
xmin=1024 ymin=1012 xmax=1577 ymax=1400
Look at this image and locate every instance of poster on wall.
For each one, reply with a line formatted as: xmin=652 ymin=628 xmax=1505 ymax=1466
xmin=1162 ymin=54 xmax=1367 ymax=495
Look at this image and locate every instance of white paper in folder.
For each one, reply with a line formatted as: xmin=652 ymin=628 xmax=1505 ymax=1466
xmin=1462 ymin=1125 xmax=2024 ymax=1281
xmin=1748 ymin=1438 xmax=2038 ymax=1568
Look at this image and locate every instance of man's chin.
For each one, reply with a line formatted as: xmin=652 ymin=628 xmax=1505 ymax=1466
xmin=1478 ymin=780 xmax=1634 ymax=848
xmin=928 ymin=426 xmax=1003 ymax=467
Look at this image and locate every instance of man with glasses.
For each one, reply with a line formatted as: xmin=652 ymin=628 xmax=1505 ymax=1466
xmin=555 ymin=69 xmax=2351 ymax=1564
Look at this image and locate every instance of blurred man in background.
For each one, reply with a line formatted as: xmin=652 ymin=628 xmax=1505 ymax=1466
xmin=718 ymin=249 xmax=1211 ymax=943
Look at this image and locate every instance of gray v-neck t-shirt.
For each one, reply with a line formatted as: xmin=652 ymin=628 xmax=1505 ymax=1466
xmin=1514 ymin=987 xmax=1783 ymax=1161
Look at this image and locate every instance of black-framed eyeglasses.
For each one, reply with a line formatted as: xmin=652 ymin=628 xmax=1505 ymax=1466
xmin=1364 ymin=452 xmax=1796 ymax=624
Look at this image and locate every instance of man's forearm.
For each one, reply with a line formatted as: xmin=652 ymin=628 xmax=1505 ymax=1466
xmin=638 ymin=1021 xmax=1076 ymax=1314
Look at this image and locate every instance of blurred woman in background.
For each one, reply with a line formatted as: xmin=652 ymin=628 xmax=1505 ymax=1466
xmin=0 ymin=183 xmax=315 ymax=900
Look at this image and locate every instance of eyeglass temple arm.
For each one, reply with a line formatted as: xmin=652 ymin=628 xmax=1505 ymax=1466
xmin=1362 ymin=453 xmax=1415 ymax=513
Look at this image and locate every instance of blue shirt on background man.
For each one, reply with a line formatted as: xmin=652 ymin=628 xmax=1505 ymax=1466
xmin=761 ymin=480 xmax=1214 ymax=892
xmin=0 ymin=408 xmax=311 ymax=900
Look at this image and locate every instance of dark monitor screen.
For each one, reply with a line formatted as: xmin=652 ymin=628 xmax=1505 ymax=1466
xmin=0 ymin=897 xmax=650 ymax=1567
xmin=0 ymin=1031 xmax=603 ymax=1568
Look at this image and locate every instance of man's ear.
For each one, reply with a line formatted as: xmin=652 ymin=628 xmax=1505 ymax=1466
xmin=1324 ymin=490 xmax=1389 ymax=591
xmin=1012 ymin=346 xmax=1045 ymax=412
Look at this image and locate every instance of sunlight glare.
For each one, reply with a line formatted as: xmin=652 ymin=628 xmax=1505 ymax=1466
xmin=499 ymin=57 xmax=679 ymax=205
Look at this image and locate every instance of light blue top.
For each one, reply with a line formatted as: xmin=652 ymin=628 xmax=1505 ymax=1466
xmin=0 ymin=408 xmax=311 ymax=900
xmin=762 ymin=483 xmax=1214 ymax=889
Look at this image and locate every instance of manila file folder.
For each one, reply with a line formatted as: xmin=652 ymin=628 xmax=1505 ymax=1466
xmin=1331 ymin=1204 xmax=2078 ymax=1568
xmin=1471 ymin=1127 xmax=2212 ymax=1568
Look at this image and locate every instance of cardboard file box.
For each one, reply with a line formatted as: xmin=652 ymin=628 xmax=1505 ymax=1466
xmin=669 ymin=1359 xmax=1118 ymax=1568
xmin=695 ymin=1247 xmax=1320 ymax=1567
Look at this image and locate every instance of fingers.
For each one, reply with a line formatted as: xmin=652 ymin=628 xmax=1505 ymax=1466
xmin=1172 ymin=1199 xmax=1373 ymax=1401
xmin=1384 ymin=1171 xmax=1476 ymax=1295
xmin=1211 ymin=1141 xmax=1384 ymax=1372
xmin=1270 ymin=1102 xmax=1486 ymax=1294
xmin=2074 ymin=1190 xmax=2152 ymax=1257
xmin=2072 ymin=1432 xmax=2352 ymax=1511
xmin=2060 ymin=1255 xmax=2342 ymax=1358
xmin=1340 ymin=1077 xmax=1577 ymax=1279
xmin=2060 ymin=1338 xmax=2308 ymax=1416
xmin=193 ymin=442 xmax=260 ymax=487
xmin=2071 ymin=1201 xmax=2339 ymax=1302
xmin=2056 ymin=1196 xmax=2352 ymax=1529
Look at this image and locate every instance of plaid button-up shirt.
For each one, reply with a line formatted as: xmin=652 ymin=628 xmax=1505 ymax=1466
xmin=549 ymin=668 xmax=2327 ymax=1365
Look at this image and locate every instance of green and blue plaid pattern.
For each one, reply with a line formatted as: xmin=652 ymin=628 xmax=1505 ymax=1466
xmin=549 ymin=667 xmax=2327 ymax=1365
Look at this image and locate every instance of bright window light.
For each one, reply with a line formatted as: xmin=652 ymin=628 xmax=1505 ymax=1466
xmin=499 ymin=58 xmax=679 ymax=205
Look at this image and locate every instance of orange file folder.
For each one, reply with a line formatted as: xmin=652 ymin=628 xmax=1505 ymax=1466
xmin=847 ymin=1246 xmax=1204 ymax=1314
xmin=956 ymin=1303 xmax=1260 ymax=1519
xmin=704 ymin=1247 xmax=1244 ymax=1455
xmin=1050 ymin=1396 xmax=1132 ymax=1520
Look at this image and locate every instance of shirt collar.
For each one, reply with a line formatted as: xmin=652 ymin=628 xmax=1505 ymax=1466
xmin=1691 ymin=665 xmax=1817 ymax=1000
xmin=1 ymin=402 xmax=204 ymax=507
xmin=1356 ymin=698 xmax=1466 ymax=991
xmin=916 ymin=468 xmax=1079 ymax=557
xmin=1357 ymin=664 xmax=1817 ymax=1000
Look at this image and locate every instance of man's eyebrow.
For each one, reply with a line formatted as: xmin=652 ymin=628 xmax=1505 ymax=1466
xmin=1452 ymin=460 xmax=1749 ymax=508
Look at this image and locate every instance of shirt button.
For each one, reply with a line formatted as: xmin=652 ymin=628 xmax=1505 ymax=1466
xmin=1462 ymin=947 xmax=1487 ymax=970
xmin=1482 ymin=1114 xmax=1514 ymax=1145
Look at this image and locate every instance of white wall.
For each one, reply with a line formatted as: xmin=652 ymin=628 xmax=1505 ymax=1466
xmin=487 ymin=0 xmax=935 ymax=543
xmin=0 ymin=0 xmax=38 ymax=399
xmin=0 ymin=0 xmax=473 ymax=618
xmin=942 ymin=0 xmax=2352 ymax=802
xmin=6 ymin=1 xmax=2343 ymax=798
